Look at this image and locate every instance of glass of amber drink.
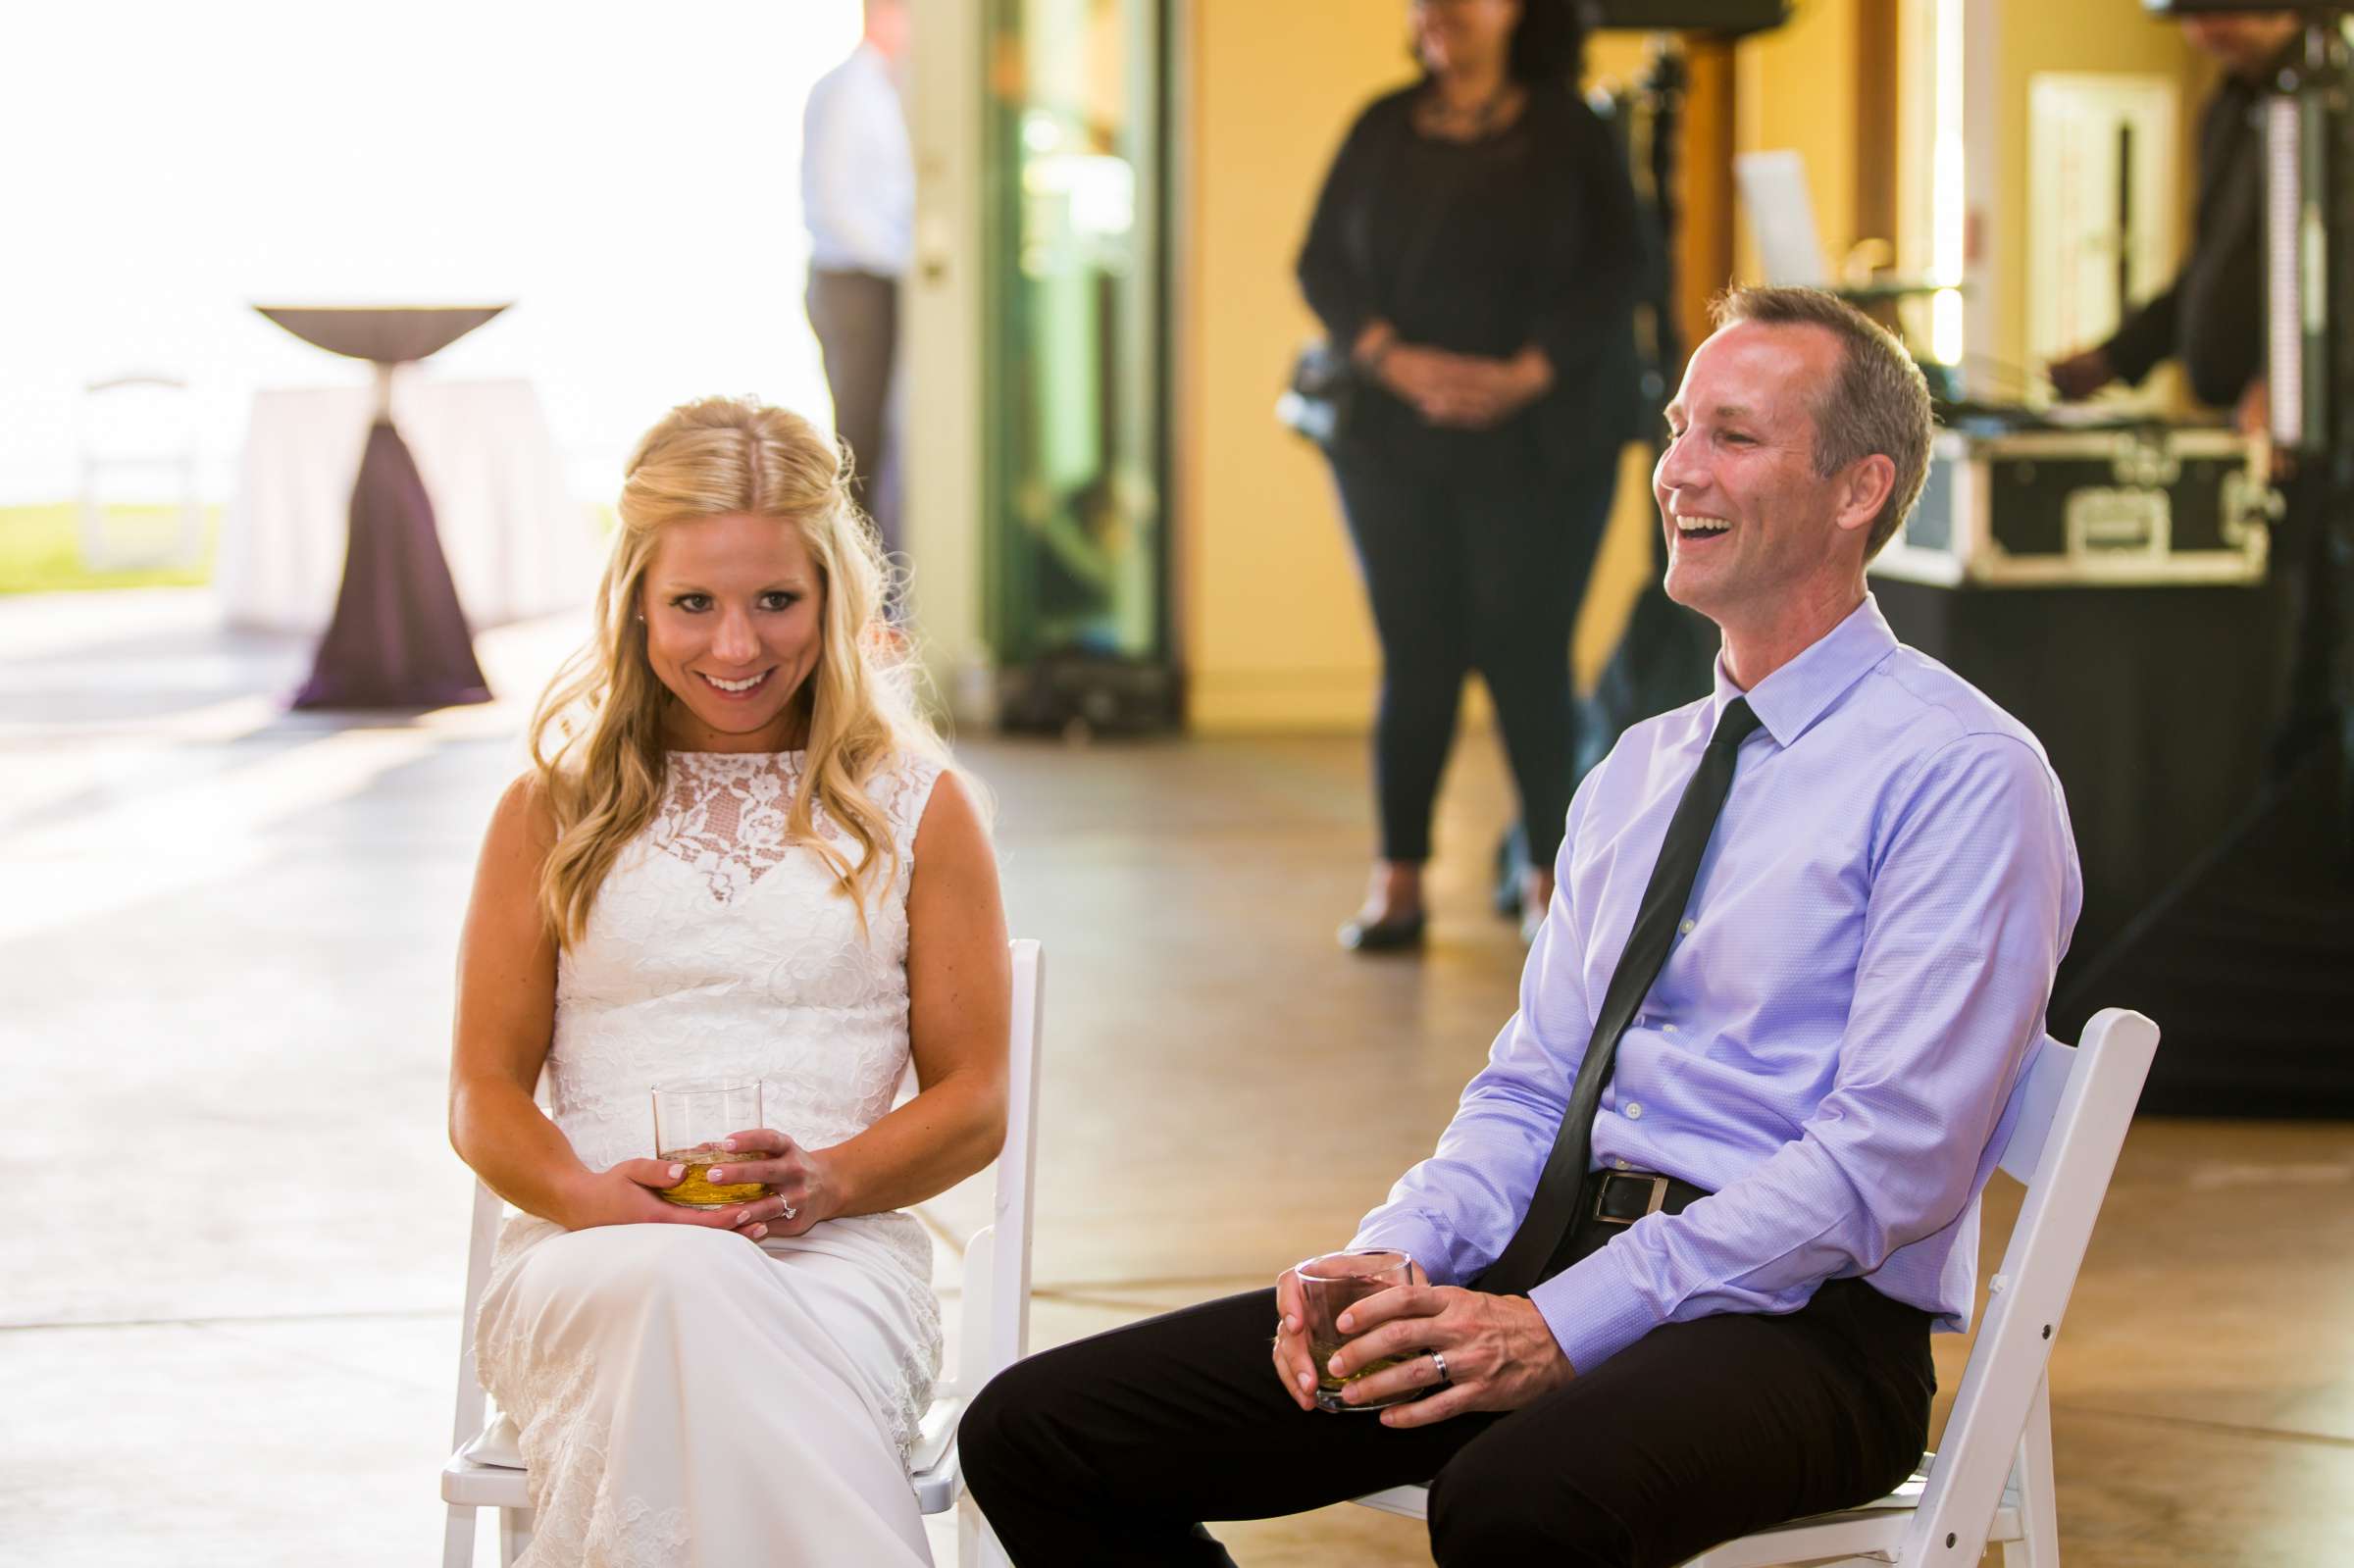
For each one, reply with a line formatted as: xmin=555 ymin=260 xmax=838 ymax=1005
xmin=650 ymin=1081 xmax=771 ymax=1208
xmin=1297 ymin=1249 xmax=1417 ymax=1412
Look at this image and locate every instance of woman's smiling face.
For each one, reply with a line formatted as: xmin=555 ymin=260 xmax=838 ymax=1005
xmin=1410 ymin=0 xmax=1520 ymax=76
xmin=639 ymin=512 xmax=826 ymax=753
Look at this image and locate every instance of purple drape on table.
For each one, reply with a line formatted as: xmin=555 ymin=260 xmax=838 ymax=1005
xmin=292 ymin=420 xmax=492 ymax=710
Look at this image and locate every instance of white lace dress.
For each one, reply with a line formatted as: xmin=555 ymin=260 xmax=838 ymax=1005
xmin=476 ymin=748 xmax=947 ymax=1567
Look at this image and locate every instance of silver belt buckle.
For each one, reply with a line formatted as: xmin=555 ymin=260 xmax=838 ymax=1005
xmin=1595 ymin=1172 xmax=1669 ymax=1225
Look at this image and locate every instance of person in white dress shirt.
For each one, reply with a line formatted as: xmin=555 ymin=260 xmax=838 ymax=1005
xmin=448 ymin=393 xmax=1008 ymax=1564
xmin=803 ymin=0 xmax=915 ymax=560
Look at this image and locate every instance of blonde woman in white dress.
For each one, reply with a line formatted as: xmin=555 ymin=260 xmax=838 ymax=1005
xmin=448 ymin=395 xmax=1009 ymax=1566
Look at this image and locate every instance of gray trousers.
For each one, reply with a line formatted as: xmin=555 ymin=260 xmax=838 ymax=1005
xmin=805 ymin=268 xmax=900 ymax=557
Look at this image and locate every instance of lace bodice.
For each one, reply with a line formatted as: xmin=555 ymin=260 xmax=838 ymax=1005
xmin=544 ymin=748 xmax=943 ymax=1179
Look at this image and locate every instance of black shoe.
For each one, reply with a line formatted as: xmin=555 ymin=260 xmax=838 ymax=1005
xmin=1338 ymin=912 xmax=1427 ymax=952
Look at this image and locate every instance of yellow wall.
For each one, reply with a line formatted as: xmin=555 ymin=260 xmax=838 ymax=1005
xmin=1179 ymin=0 xmax=1399 ymax=732
xmin=1731 ymin=0 xmax=1862 ymax=285
xmin=1179 ymin=5 xmax=1663 ymax=733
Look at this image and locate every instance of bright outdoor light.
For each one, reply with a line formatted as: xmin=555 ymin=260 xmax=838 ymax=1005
xmin=0 ymin=0 xmax=862 ymax=508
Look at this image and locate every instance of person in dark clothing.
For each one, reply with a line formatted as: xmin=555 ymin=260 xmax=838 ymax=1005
xmin=2051 ymin=11 xmax=2344 ymax=769
xmin=2048 ymin=14 xmax=2294 ymax=409
xmin=1297 ymin=0 xmax=1642 ymax=951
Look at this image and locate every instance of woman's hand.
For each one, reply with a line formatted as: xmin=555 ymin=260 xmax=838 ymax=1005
xmin=1382 ymin=345 xmax=1553 ymax=430
xmin=700 ymin=1128 xmax=844 ymax=1241
xmin=1376 ymin=343 xmax=1475 ymax=413
xmin=1422 ymin=349 xmax=1554 ymax=429
xmin=556 ymin=1159 xmax=762 ymax=1234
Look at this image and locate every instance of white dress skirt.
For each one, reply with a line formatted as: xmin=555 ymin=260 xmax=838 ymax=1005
xmin=475 ymin=749 xmax=948 ymax=1566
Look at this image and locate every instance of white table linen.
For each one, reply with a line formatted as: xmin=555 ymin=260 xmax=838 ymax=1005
xmin=218 ymin=376 xmax=597 ymax=632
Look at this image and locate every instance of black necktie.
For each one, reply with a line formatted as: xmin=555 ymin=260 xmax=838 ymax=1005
xmin=1480 ymin=696 xmax=1766 ymax=1298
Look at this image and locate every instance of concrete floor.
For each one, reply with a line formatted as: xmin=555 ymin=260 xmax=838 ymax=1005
xmin=3 ymin=587 xmax=2351 ymax=1566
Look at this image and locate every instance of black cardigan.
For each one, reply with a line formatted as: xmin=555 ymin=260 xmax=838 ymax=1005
xmin=1296 ymin=82 xmax=1644 ymax=462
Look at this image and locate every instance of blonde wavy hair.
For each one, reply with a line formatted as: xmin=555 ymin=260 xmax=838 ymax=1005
xmin=528 ymin=394 xmax=947 ymax=949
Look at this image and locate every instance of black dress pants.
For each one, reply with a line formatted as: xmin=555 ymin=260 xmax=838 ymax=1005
xmin=805 ymin=267 xmax=901 ymax=556
xmin=961 ymin=1263 xmax=1933 ymax=1567
xmin=1329 ymin=428 xmax=1616 ymax=867
xmin=2275 ymin=471 xmax=2351 ymax=774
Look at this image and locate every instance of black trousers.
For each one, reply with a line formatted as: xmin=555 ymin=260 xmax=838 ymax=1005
xmin=1329 ymin=428 xmax=1617 ymax=867
xmin=2276 ymin=470 xmax=2351 ymax=774
xmin=805 ymin=267 xmax=900 ymax=556
xmin=961 ymin=1264 xmax=1933 ymax=1567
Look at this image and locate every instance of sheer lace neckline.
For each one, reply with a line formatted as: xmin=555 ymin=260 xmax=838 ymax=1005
xmin=656 ymin=751 xmax=809 ymax=901
xmin=647 ymin=750 xmax=933 ymax=906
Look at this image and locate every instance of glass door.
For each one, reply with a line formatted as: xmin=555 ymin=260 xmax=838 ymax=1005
xmin=981 ymin=0 xmax=1172 ymax=726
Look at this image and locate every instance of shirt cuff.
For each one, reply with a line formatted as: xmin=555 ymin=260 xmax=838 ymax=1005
xmin=1347 ymin=1213 xmax=1456 ymax=1285
xmin=1527 ymin=1240 xmax=1660 ymax=1373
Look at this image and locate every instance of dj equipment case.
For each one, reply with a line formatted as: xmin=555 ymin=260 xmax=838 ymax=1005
xmin=1871 ymin=426 xmax=2276 ymax=589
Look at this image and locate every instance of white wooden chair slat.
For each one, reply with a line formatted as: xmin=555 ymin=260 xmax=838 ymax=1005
xmin=439 ymin=938 xmax=1043 ymax=1568
xmin=1347 ymin=1006 xmax=2159 ymax=1568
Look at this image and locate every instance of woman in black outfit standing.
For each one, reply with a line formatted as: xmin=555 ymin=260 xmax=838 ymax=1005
xmin=1301 ymin=0 xmax=1640 ymax=951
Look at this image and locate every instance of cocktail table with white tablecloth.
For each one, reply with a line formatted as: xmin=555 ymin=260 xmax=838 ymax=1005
xmin=217 ymin=376 xmax=596 ymax=636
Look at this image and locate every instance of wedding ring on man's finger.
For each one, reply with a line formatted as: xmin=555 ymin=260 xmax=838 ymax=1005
xmin=1428 ymin=1349 xmax=1451 ymax=1389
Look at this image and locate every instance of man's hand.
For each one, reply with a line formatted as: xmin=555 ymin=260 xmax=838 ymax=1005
xmin=1270 ymin=1256 xmax=1428 ymax=1412
xmin=2235 ymin=376 xmax=2297 ymax=481
xmin=1327 ymin=1285 xmax=1576 ymax=1428
xmin=2047 ymin=346 xmax=2116 ymax=402
xmin=2235 ymin=375 xmax=2272 ymax=440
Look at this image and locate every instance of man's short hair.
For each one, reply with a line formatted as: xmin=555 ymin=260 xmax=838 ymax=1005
xmin=1709 ymin=286 xmax=1933 ymax=559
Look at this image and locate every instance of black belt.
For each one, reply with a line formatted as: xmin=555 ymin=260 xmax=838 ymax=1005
xmin=1474 ymin=1169 xmax=1713 ymax=1292
xmin=1580 ymin=1168 xmax=1711 ymax=1227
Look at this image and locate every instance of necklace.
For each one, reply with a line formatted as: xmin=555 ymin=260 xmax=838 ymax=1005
xmin=1422 ymin=76 xmax=1515 ymax=140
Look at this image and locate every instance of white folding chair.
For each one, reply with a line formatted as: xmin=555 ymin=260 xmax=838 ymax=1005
xmin=1352 ymin=1006 xmax=2161 ymax=1568
xmin=439 ymin=937 xmax=1046 ymax=1568
xmin=77 ymin=375 xmax=204 ymax=571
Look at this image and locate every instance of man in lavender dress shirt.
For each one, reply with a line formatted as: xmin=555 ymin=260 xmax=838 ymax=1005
xmin=963 ymin=287 xmax=2082 ymax=1567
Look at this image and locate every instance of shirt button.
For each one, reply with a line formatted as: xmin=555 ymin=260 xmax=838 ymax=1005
xmin=1613 ymin=1158 xmax=1630 ymax=1171
xmin=1678 ymin=919 xmax=1696 ymax=936
xmin=1625 ymin=1101 xmax=1644 ymax=1120
xmin=1663 ymin=1024 xmax=1678 ymax=1035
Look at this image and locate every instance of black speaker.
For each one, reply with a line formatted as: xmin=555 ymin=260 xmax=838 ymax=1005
xmin=1575 ymin=0 xmax=1790 ymax=34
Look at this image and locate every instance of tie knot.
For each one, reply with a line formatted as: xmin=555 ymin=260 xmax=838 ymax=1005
xmin=1712 ymin=697 xmax=1764 ymax=749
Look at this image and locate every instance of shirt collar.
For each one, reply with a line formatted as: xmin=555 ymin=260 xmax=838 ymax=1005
xmin=1708 ymin=593 xmax=1900 ymax=748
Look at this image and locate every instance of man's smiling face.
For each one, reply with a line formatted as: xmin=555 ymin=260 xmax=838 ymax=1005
xmin=1654 ymin=320 xmax=1860 ymax=632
